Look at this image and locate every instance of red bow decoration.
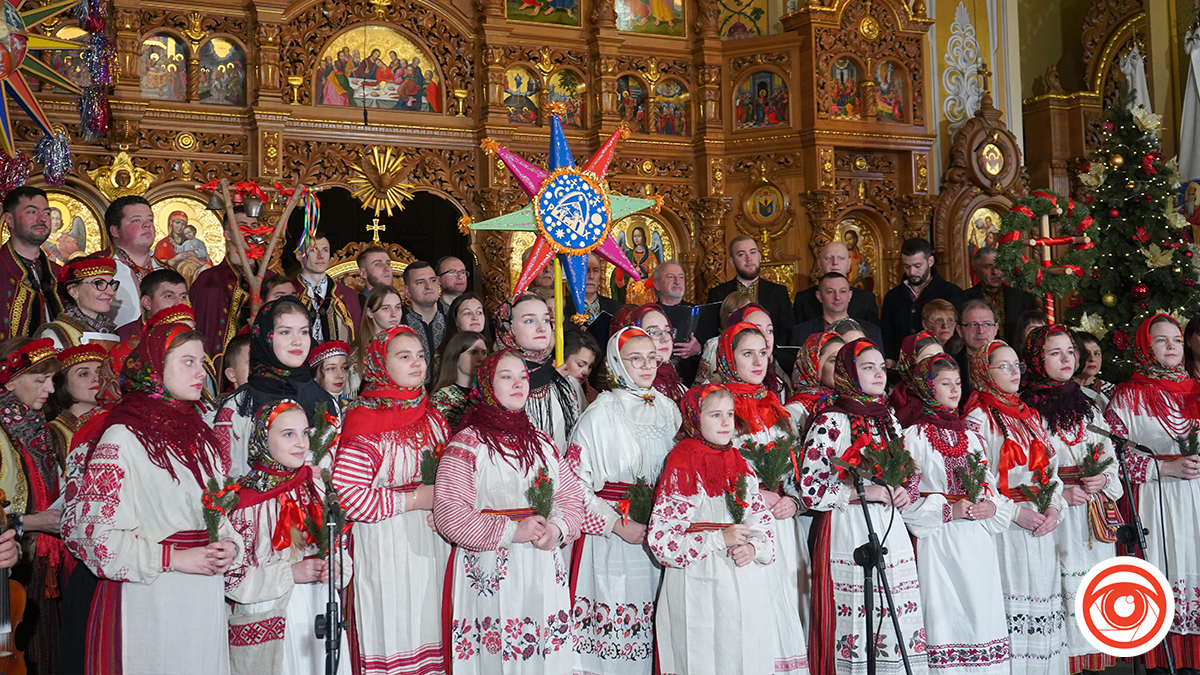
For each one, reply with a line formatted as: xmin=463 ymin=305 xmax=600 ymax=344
xmin=1011 ymin=205 xmax=1036 ymax=219
xmin=617 ymin=498 xmax=631 ymax=525
xmin=271 ymin=493 xmax=321 ymax=551
xmin=196 ymin=179 xmax=221 ymax=194
xmin=534 ymin=468 xmax=550 ymax=487
xmin=997 ymin=437 xmax=1049 ymax=496
xmin=233 ymin=181 xmax=268 ymax=204
xmin=201 ymin=483 xmax=240 ymax=514
xmin=836 ymin=433 xmax=873 ymax=480
xmin=273 ymin=182 xmax=310 ymax=201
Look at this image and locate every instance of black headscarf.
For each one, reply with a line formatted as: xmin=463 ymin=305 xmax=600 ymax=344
xmin=233 ymin=297 xmax=335 ymax=422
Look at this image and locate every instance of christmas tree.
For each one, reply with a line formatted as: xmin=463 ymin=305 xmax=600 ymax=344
xmin=1064 ymin=102 xmax=1200 ymax=381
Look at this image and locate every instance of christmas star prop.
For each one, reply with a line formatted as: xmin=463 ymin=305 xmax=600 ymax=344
xmin=467 ymin=107 xmax=658 ymax=326
xmin=0 ymin=0 xmax=87 ymax=157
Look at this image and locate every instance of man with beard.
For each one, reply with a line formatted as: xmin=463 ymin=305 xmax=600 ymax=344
xmin=653 ymin=260 xmax=702 ymax=383
xmin=0 ymin=186 xmax=62 ymax=339
xmin=793 ymin=240 xmax=879 ymax=325
xmin=706 ymin=234 xmax=793 ymax=349
xmin=965 ymin=245 xmax=1037 ymax=345
xmin=880 ymin=237 xmax=966 ymax=362
xmin=356 ymin=245 xmax=394 ymax=305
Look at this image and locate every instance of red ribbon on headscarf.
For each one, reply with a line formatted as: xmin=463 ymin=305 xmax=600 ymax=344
xmin=1011 ymin=205 xmax=1036 ymax=219
xmin=271 ymin=492 xmax=320 ymax=551
xmin=999 ymin=230 xmax=1023 ymax=245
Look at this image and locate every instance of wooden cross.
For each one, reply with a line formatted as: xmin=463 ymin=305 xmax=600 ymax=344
xmin=367 ymin=217 xmax=385 ymax=242
xmin=1025 ymin=207 xmax=1091 ymax=323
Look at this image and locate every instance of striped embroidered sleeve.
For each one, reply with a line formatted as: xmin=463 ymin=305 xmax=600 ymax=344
xmin=548 ymin=449 xmax=585 ymax=545
xmin=433 ymin=441 xmax=514 ymax=552
xmin=332 ymin=436 xmax=402 ymax=522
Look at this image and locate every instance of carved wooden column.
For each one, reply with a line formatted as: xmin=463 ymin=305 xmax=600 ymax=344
xmin=589 ymin=0 xmax=622 ymax=128
xmin=483 ymin=46 xmax=508 ymax=122
xmin=897 ymin=193 xmax=936 ymax=242
xmin=110 ymin=6 xmax=147 ymax=150
xmin=254 ymin=22 xmax=282 ymax=105
xmin=798 ymin=189 xmax=839 ymax=284
xmin=181 ymin=12 xmax=206 ymax=103
xmin=690 ymin=196 xmax=731 ymax=297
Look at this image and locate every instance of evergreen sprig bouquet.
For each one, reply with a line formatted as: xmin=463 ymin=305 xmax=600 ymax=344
xmin=1063 ymin=95 xmax=1200 ymax=381
xmin=309 ymin=403 xmax=341 ymax=466
xmin=201 ymin=477 xmax=241 ymax=542
xmin=725 ymin=475 xmax=749 ymax=524
xmin=1017 ymin=467 xmax=1059 ymax=514
xmin=526 ymin=467 xmax=555 ymax=518
xmin=1080 ymin=442 xmax=1115 ymax=476
xmin=1176 ymin=428 xmax=1199 ymax=457
xmin=739 ymin=436 xmax=797 ymax=492
xmin=859 ymin=432 xmax=916 ymax=488
xmin=420 ymin=441 xmax=447 ymax=485
xmin=620 ymin=477 xmax=655 ymax=525
xmin=955 ymin=452 xmax=990 ymax=502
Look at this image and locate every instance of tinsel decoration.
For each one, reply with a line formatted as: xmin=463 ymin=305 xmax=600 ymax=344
xmin=78 ymin=86 xmax=110 ymax=143
xmin=0 ymin=153 xmax=31 ymax=200
xmin=83 ymin=33 xmax=116 ymax=86
xmin=75 ymin=0 xmax=108 ymax=34
xmin=33 ymin=133 xmax=72 ymax=186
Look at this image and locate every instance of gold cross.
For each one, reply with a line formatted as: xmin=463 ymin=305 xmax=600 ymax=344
xmin=366 ymin=217 xmax=385 ymax=242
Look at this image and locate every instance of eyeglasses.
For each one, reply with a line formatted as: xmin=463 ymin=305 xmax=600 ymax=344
xmin=962 ymin=322 xmax=997 ymax=331
xmin=621 ymin=354 xmax=663 ymax=369
xmin=643 ymin=327 xmax=676 ymax=340
xmin=990 ymin=362 xmax=1026 ymax=374
xmin=74 ymin=279 xmax=120 ymax=292
xmin=928 ymin=318 xmax=956 ymax=327
xmin=439 ymin=269 xmax=468 ymax=278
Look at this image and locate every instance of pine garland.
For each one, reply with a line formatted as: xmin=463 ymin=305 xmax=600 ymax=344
xmin=725 ymin=474 xmax=749 ymax=524
xmin=1017 ymin=467 xmax=1060 ymax=514
xmin=420 ymin=441 xmax=446 ymax=485
xmin=1176 ymin=428 xmax=1199 ymax=457
xmin=621 ymin=476 xmax=655 ymax=525
xmin=526 ymin=467 xmax=555 ymax=518
xmin=740 ymin=436 xmax=797 ymax=492
xmin=993 ymin=191 xmax=1097 ymax=299
xmin=954 ymin=452 xmax=990 ymax=502
xmin=309 ymin=403 xmax=341 ymax=466
xmin=200 ymin=477 xmax=241 ymax=543
xmin=1080 ymin=442 xmax=1115 ymax=476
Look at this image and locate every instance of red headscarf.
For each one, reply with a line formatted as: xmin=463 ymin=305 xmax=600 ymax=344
xmin=889 ymin=331 xmax=939 ymax=428
xmin=715 ymin=322 xmax=789 ymax=433
xmin=344 ymin=325 xmax=447 ymax=444
xmin=1109 ymin=313 xmax=1200 ymax=423
xmin=458 ymin=348 xmax=549 ymax=473
xmin=656 ymin=384 xmax=752 ymax=499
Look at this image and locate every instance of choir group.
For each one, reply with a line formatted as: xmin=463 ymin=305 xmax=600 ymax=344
xmin=0 ymin=184 xmax=1198 ymax=675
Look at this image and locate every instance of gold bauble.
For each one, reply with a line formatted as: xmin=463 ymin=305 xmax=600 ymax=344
xmin=1126 ymin=180 xmax=1136 ymax=190
xmin=1110 ymin=154 xmax=1125 ymax=168
xmin=1102 ymin=292 xmax=1118 ymax=307
xmin=1175 ymin=266 xmax=1184 ymax=275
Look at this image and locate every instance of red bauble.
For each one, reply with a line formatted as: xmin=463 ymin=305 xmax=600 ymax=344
xmin=1186 ymin=250 xmax=1194 ymax=258
xmin=1085 ymin=194 xmax=1094 ymax=204
xmin=1109 ymin=208 xmax=1120 ymax=218
xmin=1131 ymin=283 xmax=1150 ymax=299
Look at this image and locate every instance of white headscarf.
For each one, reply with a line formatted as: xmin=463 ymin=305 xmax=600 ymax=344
xmin=604 ymin=326 xmax=682 ymax=435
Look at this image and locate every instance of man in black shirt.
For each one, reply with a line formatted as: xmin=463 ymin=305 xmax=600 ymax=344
xmin=706 ymin=234 xmax=793 ymax=349
xmin=965 ymin=246 xmax=1038 ymax=345
xmin=880 ymin=238 xmax=967 ymax=362
xmin=794 ymin=240 xmax=879 ymax=325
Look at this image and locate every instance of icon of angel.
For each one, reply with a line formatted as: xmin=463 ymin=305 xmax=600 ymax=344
xmin=612 ymin=224 xmax=663 ymax=304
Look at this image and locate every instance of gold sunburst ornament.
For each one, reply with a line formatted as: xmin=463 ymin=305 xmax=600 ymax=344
xmin=347 ymin=146 xmax=416 ymax=217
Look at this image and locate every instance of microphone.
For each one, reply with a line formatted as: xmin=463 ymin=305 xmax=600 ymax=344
xmin=830 ymin=456 xmax=891 ymax=487
xmin=1087 ymin=424 xmax=1158 ymax=456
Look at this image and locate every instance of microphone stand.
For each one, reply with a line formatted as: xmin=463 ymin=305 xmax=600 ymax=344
xmin=314 ymin=494 xmax=347 ymax=675
xmin=849 ymin=471 xmax=913 ymax=675
xmin=1109 ymin=435 xmax=1177 ymax=675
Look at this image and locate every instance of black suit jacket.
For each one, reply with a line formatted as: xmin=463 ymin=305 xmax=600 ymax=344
xmin=966 ymin=283 xmax=1038 ymax=346
xmin=707 ymin=278 xmax=796 ymax=374
xmin=793 ymin=286 xmax=879 ymax=326
xmin=791 ymin=316 xmax=883 ymax=348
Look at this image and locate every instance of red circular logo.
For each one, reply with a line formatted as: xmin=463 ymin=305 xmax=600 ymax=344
xmin=1075 ymin=557 xmax=1174 ymax=657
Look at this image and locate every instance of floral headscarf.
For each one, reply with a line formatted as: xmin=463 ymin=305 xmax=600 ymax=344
xmin=890 ymin=331 xmax=942 ymax=428
xmin=788 ymin=331 xmax=839 ymax=408
xmin=908 ymin=353 xmax=966 ymax=431
xmin=714 ymin=322 xmax=789 ymax=433
xmin=823 ymin=338 xmax=888 ymax=418
xmin=1020 ymin=324 xmax=1094 ymax=432
xmin=603 ymin=327 xmax=682 ymax=435
xmin=724 ymin=303 xmax=787 ymax=398
xmin=495 ymin=293 xmax=554 ymax=363
xmin=966 ymin=340 xmax=1049 ymax=495
xmin=344 ymin=325 xmax=444 ymax=444
xmin=1109 ymin=313 xmax=1200 ymax=421
xmin=458 ymin=348 xmax=547 ymax=472
xmin=657 ymin=384 xmax=752 ymax=499
xmin=241 ymin=399 xmax=306 ymax=494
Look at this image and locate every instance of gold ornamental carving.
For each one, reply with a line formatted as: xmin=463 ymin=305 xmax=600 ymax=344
xmin=819 ymin=147 xmax=834 ymax=188
xmin=348 ymin=147 xmax=417 ymax=217
xmin=915 ymin=153 xmax=928 ymax=192
xmin=261 ymin=132 xmax=281 ymax=177
xmin=174 ymin=132 xmax=197 ymax=152
xmin=87 ymin=151 xmax=156 ymax=201
xmin=859 ymin=15 xmax=880 ymax=40
xmin=181 ymin=12 xmax=207 ymax=45
xmin=369 ymin=0 xmax=391 ymax=19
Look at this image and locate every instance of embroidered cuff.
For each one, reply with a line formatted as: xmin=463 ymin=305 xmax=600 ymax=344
xmin=942 ymin=504 xmax=953 ymax=524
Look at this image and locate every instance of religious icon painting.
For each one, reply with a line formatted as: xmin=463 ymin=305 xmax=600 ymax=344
xmin=150 ymin=195 xmax=227 ymax=284
xmin=616 ymin=0 xmax=685 ymax=37
xmin=47 ymin=25 xmax=91 ymax=93
xmin=504 ymin=66 xmax=539 ymax=125
xmin=874 ymin=61 xmax=903 ymax=122
xmin=743 ymin=181 xmax=786 ymax=228
xmin=979 ymin=143 xmax=1004 ymax=176
xmin=717 ymin=0 xmax=767 ymax=38
xmin=734 ymin=71 xmax=789 ymax=131
xmin=1178 ymin=180 xmax=1200 ymax=244
xmin=829 ymin=57 xmax=860 ymax=120
xmin=609 ymin=214 xmax=675 ymax=304
xmin=617 ymin=76 xmax=648 ymax=133
xmin=966 ymin=206 xmax=1002 ymax=262
xmin=316 ymin=26 xmax=442 ymax=112
xmin=652 ymin=80 xmax=689 ymax=136
xmin=140 ymin=33 xmax=188 ymax=102
xmin=547 ymin=70 xmax=584 ymax=129
xmin=198 ymin=38 xmax=246 ymax=106
xmin=505 ymin=0 xmax=580 ymax=26
xmin=837 ymin=217 xmax=878 ymax=293
xmin=29 ymin=192 xmax=102 ymax=267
